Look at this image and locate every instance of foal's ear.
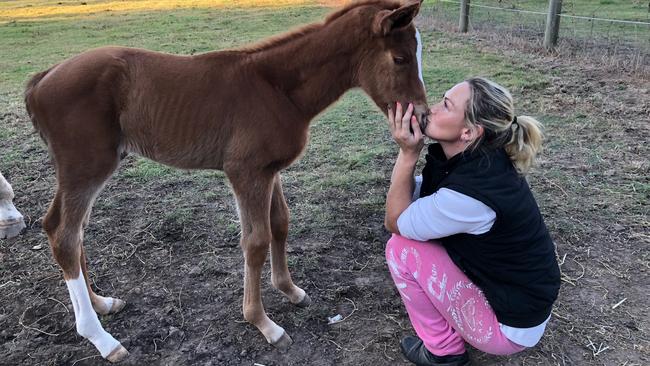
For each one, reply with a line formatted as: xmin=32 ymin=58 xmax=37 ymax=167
xmin=373 ymin=1 xmax=422 ymax=36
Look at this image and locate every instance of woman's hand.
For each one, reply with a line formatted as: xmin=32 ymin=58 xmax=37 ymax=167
xmin=385 ymin=102 xmax=421 ymax=234
xmin=388 ymin=102 xmax=424 ymax=158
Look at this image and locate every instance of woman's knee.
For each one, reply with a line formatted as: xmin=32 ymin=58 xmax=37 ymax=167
xmin=385 ymin=234 xmax=429 ymax=256
xmin=385 ymin=233 xmax=404 ymax=260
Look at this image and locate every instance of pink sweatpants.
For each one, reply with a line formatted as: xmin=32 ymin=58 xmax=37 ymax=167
xmin=386 ymin=234 xmax=526 ymax=356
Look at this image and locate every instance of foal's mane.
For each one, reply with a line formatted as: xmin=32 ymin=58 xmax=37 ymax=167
xmin=236 ymin=0 xmax=402 ymax=54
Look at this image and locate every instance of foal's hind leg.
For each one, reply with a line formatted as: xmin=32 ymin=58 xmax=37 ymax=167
xmin=79 ymin=207 xmax=126 ymax=315
xmin=228 ymin=169 xmax=293 ymax=349
xmin=44 ymin=154 xmax=127 ymax=362
xmin=269 ymin=175 xmax=310 ymax=307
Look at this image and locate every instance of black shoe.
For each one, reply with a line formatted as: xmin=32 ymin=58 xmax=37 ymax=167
xmin=400 ymin=336 xmax=471 ymax=366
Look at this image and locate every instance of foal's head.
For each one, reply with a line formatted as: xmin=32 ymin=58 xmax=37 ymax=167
xmin=354 ymin=0 xmax=429 ymax=131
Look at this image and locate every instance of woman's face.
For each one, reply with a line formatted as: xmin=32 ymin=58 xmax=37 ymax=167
xmin=423 ymin=81 xmax=472 ymax=142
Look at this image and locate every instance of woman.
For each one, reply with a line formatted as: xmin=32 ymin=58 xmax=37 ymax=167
xmin=384 ymin=77 xmax=560 ymax=366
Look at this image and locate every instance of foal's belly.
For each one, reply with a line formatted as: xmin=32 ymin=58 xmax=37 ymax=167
xmin=119 ymin=121 xmax=227 ymax=171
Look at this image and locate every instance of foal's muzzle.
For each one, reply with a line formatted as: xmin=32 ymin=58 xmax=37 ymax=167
xmin=418 ymin=111 xmax=429 ymax=133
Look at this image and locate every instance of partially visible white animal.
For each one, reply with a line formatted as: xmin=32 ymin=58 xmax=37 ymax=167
xmin=0 ymin=172 xmax=25 ymax=239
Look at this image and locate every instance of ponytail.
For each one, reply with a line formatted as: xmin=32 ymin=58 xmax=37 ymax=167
xmin=504 ymin=116 xmax=543 ymax=174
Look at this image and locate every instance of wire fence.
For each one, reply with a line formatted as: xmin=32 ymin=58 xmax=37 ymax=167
xmin=419 ymin=0 xmax=650 ymax=75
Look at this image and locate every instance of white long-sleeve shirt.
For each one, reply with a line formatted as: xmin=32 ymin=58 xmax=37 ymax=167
xmin=396 ymin=175 xmax=549 ymax=347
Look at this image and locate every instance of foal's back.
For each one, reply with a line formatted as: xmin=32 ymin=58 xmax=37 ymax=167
xmin=25 ymin=46 xmax=288 ymax=171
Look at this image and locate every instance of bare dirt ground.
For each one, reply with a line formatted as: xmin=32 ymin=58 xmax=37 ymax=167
xmin=1 ymin=25 xmax=649 ymax=366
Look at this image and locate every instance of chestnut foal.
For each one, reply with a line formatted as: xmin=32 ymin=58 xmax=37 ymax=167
xmin=24 ymin=0 xmax=428 ymax=361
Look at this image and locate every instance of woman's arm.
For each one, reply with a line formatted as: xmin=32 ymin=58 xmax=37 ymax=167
xmin=385 ymin=150 xmax=419 ymax=233
xmin=384 ymin=102 xmax=424 ymax=234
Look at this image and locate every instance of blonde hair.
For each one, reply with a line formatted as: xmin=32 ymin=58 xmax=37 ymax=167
xmin=464 ymin=77 xmax=543 ymax=174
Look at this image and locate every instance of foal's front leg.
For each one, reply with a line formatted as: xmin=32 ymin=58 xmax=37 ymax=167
xmin=270 ymin=175 xmax=310 ymax=307
xmin=229 ymin=171 xmax=293 ymax=349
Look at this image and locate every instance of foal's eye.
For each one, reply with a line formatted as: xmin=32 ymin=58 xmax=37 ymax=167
xmin=393 ymin=56 xmax=407 ymax=65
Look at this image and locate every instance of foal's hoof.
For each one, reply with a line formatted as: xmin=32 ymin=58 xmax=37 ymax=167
xmin=271 ymin=331 xmax=293 ymax=351
xmin=110 ymin=298 xmax=126 ymax=314
xmin=95 ymin=298 xmax=126 ymax=315
xmin=294 ymin=293 xmax=311 ymax=308
xmin=106 ymin=345 xmax=129 ymax=363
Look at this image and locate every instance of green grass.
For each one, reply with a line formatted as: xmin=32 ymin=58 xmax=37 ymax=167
xmin=0 ymin=0 xmax=597 ymax=216
xmin=0 ymin=0 xmax=551 ymax=197
xmin=123 ymin=159 xmax=180 ymax=181
xmin=0 ymin=150 xmax=22 ymax=168
xmin=0 ymin=4 xmax=328 ymax=93
xmin=0 ymin=127 xmax=9 ymax=141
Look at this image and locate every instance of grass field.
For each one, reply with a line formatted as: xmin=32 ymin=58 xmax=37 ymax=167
xmin=0 ymin=1 xmax=648 ymax=365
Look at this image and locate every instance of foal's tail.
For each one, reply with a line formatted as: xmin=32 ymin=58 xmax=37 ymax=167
xmin=24 ymin=66 xmax=56 ymax=144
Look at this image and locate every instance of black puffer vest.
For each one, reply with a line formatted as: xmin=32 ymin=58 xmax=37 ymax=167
xmin=420 ymin=143 xmax=560 ymax=327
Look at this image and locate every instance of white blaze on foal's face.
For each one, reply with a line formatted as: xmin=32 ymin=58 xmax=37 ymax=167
xmin=415 ymin=27 xmax=424 ymax=88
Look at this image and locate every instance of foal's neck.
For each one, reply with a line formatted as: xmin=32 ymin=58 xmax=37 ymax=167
xmin=251 ymin=22 xmax=364 ymax=121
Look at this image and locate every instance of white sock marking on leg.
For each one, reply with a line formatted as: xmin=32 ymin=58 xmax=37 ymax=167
xmin=66 ymin=273 xmax=121 ymax=358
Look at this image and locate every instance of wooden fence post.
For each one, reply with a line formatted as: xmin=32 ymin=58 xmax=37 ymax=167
xmin=459 ymin=0 xmax=470 ymax=33
xmin=544 ymin=0 xmax=563 ymax=50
